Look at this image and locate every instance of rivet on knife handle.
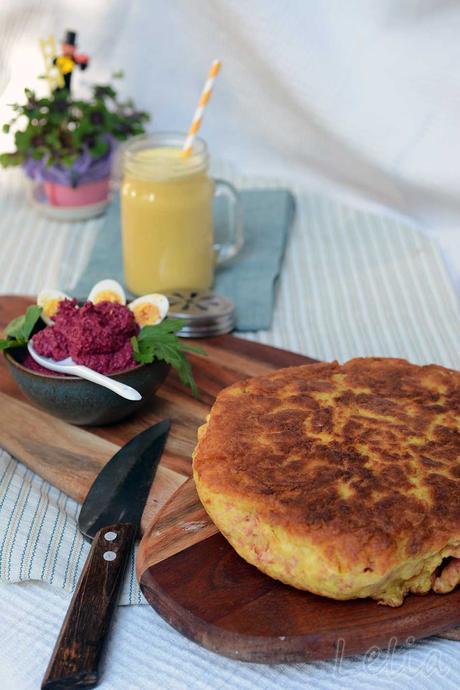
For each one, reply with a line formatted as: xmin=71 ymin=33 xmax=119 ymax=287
xmin=41 ymin=522 xmax=137 ymax=690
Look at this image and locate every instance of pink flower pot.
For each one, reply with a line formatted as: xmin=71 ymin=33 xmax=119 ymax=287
xmin=44 ymin=178 xmax=110 ymax=207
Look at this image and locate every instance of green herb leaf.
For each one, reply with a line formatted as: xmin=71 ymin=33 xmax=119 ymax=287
xmin=131 ymin=336 xmax=140 ymax=355
xmin=3 ymin=305 xmax=43 ymax=346
xmin=5 ymin=314 xmax=26 ymax=338
xmin=22 ymin=305 xmax=43 ymax=339
xmin=137 ymin=318 xmax=184 ymax=341
xmin=131 ymin=318 xmax=205 ymax=398
xmin=0 ymin=338 xmax=23 ymax=351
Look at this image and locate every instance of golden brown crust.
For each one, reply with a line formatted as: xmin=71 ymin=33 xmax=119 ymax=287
xmin=193 ymin=358 xmax=460 ymax=580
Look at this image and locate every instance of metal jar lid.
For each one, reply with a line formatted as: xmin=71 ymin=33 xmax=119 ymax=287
xmin=164 ymin=290 xmax=235 ymax=338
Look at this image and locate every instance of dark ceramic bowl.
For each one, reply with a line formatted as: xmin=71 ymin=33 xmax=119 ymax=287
xmin=4 ymin=347 xmax=170 ymax=426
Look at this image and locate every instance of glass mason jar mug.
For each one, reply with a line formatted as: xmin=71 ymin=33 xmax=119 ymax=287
xmin=120 ymin=132 xmax=243 ymax=295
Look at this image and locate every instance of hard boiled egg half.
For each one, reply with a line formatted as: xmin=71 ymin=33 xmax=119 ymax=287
xmin=37 ymin=289 xmax=70 ymax=325
xmin=128 ymin=294 xmax=169 ymax=327
xmin=88 ymin=279 xmax=126 ymax=305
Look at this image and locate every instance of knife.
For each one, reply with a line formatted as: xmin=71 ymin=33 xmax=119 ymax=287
xmin=41 ymin=419 xmax=171 ymax=690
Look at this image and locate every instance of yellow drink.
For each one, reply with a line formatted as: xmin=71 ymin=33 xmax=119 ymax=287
xmin=121 ymin=143 xmax=214 ymax=295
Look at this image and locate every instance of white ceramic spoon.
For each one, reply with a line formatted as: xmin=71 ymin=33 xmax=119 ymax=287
xmin=27 ymin=342 xmax=142 ymax=401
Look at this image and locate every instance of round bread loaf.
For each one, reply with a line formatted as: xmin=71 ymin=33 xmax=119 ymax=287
xmin=193 ymin=358 xmax=460 ymax=606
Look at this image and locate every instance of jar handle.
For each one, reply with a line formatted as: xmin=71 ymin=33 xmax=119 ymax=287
xmin=213 ymin=179 xmax=244 ymax=264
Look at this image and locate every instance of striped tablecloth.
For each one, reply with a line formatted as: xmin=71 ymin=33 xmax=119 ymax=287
xmin=0 ymin=168 xmax=459 ymax=690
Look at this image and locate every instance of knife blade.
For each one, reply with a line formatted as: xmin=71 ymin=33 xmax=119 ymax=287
xmin=41 ymin=419 xmax=171 ymax=690
xmin=78 ymin=418 xmax=171 ymax=540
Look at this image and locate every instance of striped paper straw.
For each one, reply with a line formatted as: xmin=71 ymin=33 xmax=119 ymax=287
xmin=182 ymin=59 xmax=221 ymax=157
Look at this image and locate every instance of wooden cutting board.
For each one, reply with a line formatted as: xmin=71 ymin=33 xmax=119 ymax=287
xmin=1 ymin=295 xmax=459 ymax=662
xmin=137 ymin=479 xmax=460 ymax=662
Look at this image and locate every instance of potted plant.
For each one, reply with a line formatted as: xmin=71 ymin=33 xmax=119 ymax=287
xmin=0 ymin=77 xmax=149 ymax=207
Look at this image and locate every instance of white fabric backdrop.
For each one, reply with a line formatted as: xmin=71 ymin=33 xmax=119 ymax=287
xmin=1 ymin=0 xmax=460 ymax=227
xmin=1 ymin=0 xmax=459 ymax=290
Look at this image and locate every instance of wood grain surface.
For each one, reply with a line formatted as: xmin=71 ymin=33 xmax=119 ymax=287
xmin=1 ymin=294 xmax=458 ymax=662
xmin=138 ymin=477 xmax=460 ymax=662
xmin=42 ymin=522 xmax=137 ymax=690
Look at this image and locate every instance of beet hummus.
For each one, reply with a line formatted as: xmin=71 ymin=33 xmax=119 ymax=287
xmin=30 ymin=299 xmax=140 ymax=374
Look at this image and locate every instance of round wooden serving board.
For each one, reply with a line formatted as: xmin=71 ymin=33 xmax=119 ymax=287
xmin=137 ymin=481 xmax=460 ymax=663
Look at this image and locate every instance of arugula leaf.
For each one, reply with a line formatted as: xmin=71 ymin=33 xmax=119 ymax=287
xmin=2 ymin=305 xmax=43 ymax=351
xmin=131 ymin=318 xmax=206 ymax=398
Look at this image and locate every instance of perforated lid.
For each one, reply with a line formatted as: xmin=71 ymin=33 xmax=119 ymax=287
xmin=164 ymin=290 xmax=235 ymax=338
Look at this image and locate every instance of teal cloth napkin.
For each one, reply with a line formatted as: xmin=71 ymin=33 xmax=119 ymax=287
xmin=74 ymin=189 xmax=295 ymax=331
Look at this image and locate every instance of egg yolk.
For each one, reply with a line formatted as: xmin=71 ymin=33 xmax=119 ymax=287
xmin=43 ymin=298 xmax=61 ymax=319
xmin=92 ymin=291 xmax=123 ymax=304
xmin=132 ymin=303 xmax=161 ymax=326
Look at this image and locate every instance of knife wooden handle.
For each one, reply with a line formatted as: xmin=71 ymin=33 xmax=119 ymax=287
xmin=41 ymin=522 xmax=137 ymax=690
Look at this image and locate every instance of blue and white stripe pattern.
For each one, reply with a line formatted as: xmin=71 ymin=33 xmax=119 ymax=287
xmin=0 ymin=168 xmax=459 ymax=608
xmin=0 ymin=449 xmax=142 ymax=604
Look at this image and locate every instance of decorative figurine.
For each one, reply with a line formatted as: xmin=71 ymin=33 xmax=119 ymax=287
xmin=53 ymin=30 xmax=89 ymax=92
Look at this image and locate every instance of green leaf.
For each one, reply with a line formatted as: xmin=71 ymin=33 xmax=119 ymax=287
xmin=131 ymin=318 xmax=205 ymax=398
xmin=89 ymin=138 xmax=109 ymax=158
xmin=22 ymin=305 xmax=43 ymax=339
xmin=61 ymin=154 xmax=79 ymax=167
xmin=0 ymin=338 xmax=23 ymax=351
xmin=0 ymin=338 xmax=24 ymax=351
xmin=31 ymin=148 xmax=45 ymax=160
xmin=5 ymin=314 xmax=26 ymax=338
xmin=131 ymin=336 xmax=140 ymax=355
xmin=4 ymin=305 xmax=42 ymax=343
xmin=0 ymin=151 xmax=24 ymax=168
xmin=45 ymin=131 xmax=60 ymax=147
xmin=14 ymin=129 xmax=33 ymax=149
xmin=131 ymin=349 xmax=153 ymax=365
xmin=137 ymin=319 xmax=185 ymax=340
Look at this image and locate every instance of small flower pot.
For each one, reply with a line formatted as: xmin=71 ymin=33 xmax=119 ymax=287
xmin=44 ymin=177 xmax=110 ymax=207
